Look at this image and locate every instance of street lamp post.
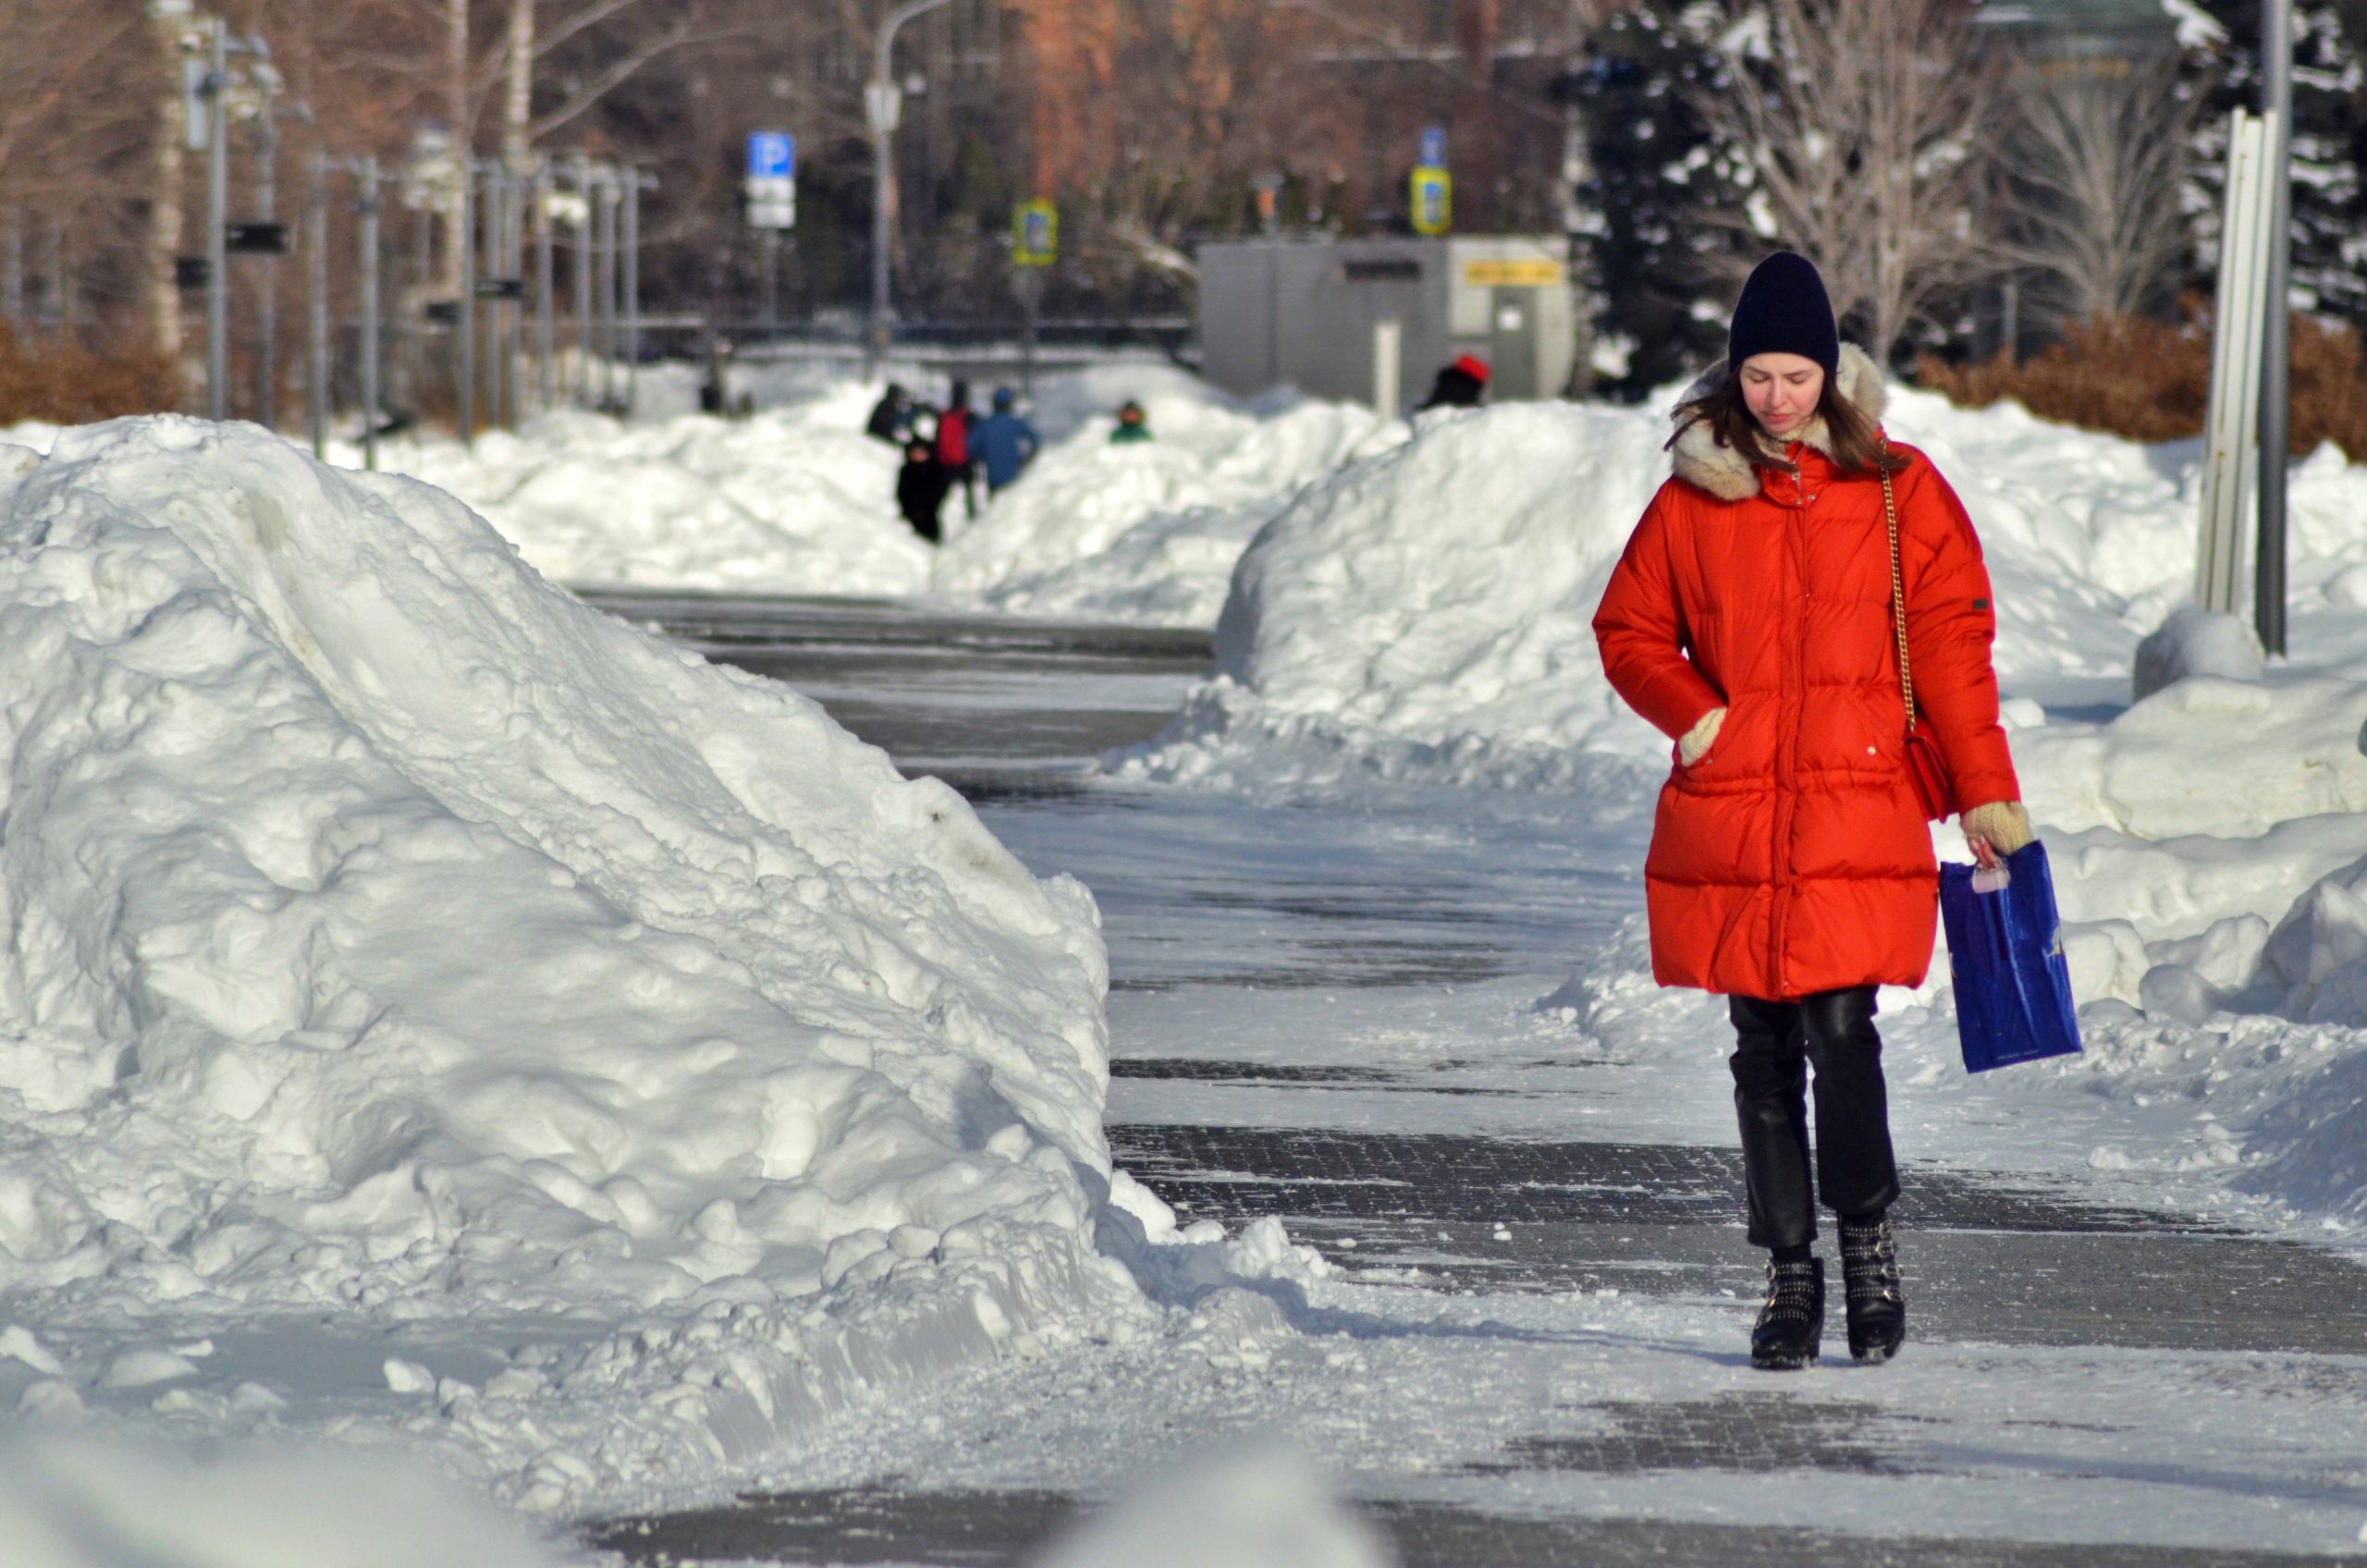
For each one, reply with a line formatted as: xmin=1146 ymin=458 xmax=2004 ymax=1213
xmin=2258 ymin=0 xmax=2294 ymax=656
xmin=868 ymin=0 xmax=955 ymax=374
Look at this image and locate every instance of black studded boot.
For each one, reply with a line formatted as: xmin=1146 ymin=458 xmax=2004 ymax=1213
xmin=1750 ymin=1256 xmax=1824 ymax=1370
xmin=1839 ymin=1213 xmax=1906 ymax=1364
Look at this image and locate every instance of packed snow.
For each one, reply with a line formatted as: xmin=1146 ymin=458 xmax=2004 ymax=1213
xmin=0 ymin=417 xmax=1197 ymax=1523
xmin=6 ymin=357 xmax=1381 ymax=619
xmin=930 ymin=365 xmax=1400 ymax=626
xmin=1122 ymin=370 xmax=2367 ymax=1249
xmin=9 ymin=347 xmax=2367 ymax=1560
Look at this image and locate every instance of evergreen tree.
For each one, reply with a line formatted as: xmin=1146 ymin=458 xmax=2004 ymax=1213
xmin=1568 ymin=3 xmax=1749 ymax=399
xmin=2189 ymin=2 xmax=2367 ymax=324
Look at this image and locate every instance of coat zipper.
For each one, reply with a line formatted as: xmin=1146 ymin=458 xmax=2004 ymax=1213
xmin=1770 ymin=459 xmax=1809 ymax=997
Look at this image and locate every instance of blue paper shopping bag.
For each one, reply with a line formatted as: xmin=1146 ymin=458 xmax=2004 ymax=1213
xmin=1939 ymin=839 xmax=2083 ymax=1072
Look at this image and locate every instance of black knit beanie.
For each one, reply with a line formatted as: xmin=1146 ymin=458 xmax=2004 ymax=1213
xmin=1727 ymin=251 xmax=1840 ymax=377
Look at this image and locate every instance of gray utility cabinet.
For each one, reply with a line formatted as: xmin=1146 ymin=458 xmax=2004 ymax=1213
xmin=1196 ymin=235 xmax=1578 ymax=409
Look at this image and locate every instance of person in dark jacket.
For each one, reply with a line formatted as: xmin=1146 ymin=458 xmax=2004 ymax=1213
xmin=1417 ymin=353 xmax=1490 ymax=410
xmin=935 ymin=379 xmax=979 ymax=520
xmin=973 ymin=387 xmax=1041 ymax=495
xmin=866 ymin=383 xmax=918 ymax=445
xmin=896 ymin=438 xmax=950 ymax=543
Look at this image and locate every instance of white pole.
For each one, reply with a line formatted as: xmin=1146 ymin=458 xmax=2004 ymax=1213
xmin=2199 ymin=110 xmax=2276 ymax=615
xmin=1372 ymin=318 xmax=1402 ymax=418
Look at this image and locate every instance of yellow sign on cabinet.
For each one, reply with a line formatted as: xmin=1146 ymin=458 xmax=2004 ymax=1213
xmin=1461 ymin=259 xmax=1566 ymax=288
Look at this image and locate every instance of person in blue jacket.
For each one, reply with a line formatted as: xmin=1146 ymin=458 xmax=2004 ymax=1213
xmin=972 ymin=387 xmax=1041 ymax=496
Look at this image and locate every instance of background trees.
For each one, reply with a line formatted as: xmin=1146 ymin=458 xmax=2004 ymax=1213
xmin=8 ymin=0 xmax=2367 ymax=423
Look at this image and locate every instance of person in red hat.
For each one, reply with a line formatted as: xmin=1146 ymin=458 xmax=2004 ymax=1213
xmin=1417 ymin=353 xmax=1490 ymax=410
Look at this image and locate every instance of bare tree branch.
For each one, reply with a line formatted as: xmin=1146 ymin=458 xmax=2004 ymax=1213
xmin=533 ymin=0 xmax=658 ymax=63
xmin=1995 ymin=56 xmax=2195 ymax=327
xmin=1692 ymin=0 xmax=2004 ymax=364
xmin=526 ymin=15 xmax=696 ymax=141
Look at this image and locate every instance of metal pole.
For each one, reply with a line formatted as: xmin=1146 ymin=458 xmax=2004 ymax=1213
xmin=256 ymin=107 xmax=280 ymax=430
xmin=1018 ymin=266 xmax=1039 ymax=396
xmin=2258 ymin=0 xmax=2294 ymax=656
xmin=623 ymin=167 xmax=642 ymax=416
xmin=484 ymin=166 xmax=504 ymax=430
xmin=572 ymin=155 xmax=593 ymax=403
xmin=535 ymin=162 xmax=555 ymax=411
xmin=504 ymin=167 xmax=525 ymax=427
xmin=359 ymin=155 xmax=382 ymax=472
xmin=308 ymin=153 xmax=329 ymax=459
xmin=762 ymin=227 xmax=779 ymax=338
xmin=457 ymin=161 xmax=476 ymax=445
xmin=205 ymin=18 xmax=229 ymax=421
xmin=47 ymin=218 xmax=70 ymax=333
xmin=869 ymin=113 xmax=892 ymax=374
xmin=596 ymin=168 xmax=619 ymax=410
xmin=867 ymin=0 xmax=955 ymax=375
xmin=4 ymin=206 xmax=21 ymax=329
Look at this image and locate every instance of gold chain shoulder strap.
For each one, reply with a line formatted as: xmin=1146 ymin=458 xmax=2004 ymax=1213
xmin=1883 ymin=444 xmax=1919 ymax=730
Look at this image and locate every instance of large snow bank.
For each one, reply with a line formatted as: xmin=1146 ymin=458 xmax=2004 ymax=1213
xmin=931 ymin=371 xmax=1395 ymax=627
xmin=0 ymin=418 xmax=1133 ymax=1511
xmin=0 ymin=1434 xmax=566 ymax=1568
xmin=373 ymin=380 xmax=929 ymax=594
xmin=1132 ymin=382 xmax=2185 ymax=790
xmin=6 ymin=361 xmax=1381 ymax=621
xmin=1134 ymin=374 xmax=2367 ymax=1240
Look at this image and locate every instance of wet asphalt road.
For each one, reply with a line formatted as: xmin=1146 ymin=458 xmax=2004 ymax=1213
xmin=574 ymin=589 xmax=2367 ymax=1568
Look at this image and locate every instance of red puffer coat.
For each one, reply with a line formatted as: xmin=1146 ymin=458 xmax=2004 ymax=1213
xmin=1591 ymin=347 xmax=2020 ymax=1000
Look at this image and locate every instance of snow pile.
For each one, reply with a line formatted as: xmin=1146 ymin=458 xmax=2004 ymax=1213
xmin=374 ymin=380 xmax=929 ymax=594
xmin=0 ymin=1434 xmax=567 ymax=1568
xmin=932 ymin=373 xmax=1395 ymax=627
xmin=1122 ymin=400 xmax=1676 ymax=788
xmin=8 ymin=361 xmax=1382 ymax=620
xmin=1134 ymin=380 xmax=2201 ymax=790
xmin=0 ymin=418 xmax=1131 ymax=1510
xmin=1028 ymin=1444 xmax=1390 ymax=1568
xmin=1134 ymin=372 xmax=2367 ymax=1237
xmin=2133 ymin=606 xmax=2265 ymax=697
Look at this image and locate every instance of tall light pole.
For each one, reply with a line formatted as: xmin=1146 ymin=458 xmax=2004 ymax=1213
xmin=2258 ymin=0 xmax=2294 ymax=656
xmin=204 ymin=18 xmax=230 ymax=420
xmin=868 ymin=0 xmax=955 ymax=374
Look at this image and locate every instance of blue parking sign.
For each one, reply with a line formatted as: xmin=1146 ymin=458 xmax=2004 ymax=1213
xmin=746 ymin=132 xmax=794 ymax=180
xmin=1418 ymin=126 xmax=1447 ymax=169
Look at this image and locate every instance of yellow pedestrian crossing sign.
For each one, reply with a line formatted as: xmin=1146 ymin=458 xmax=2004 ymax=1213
xmin=1411 ymin=167 xmax=1452 ymax=237
xmin=1014 ymin=200 xmax=1058 ymax=266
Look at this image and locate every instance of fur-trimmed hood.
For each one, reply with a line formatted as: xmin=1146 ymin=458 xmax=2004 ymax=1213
xmin=1667 ymin=342 xmax=1888 ymax=502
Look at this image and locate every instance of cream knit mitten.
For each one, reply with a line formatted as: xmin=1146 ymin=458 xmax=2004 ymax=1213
xmin=1961 ymin=801 xmax=2034 ymax=857
xmin=1679 ymin=706 xmax=1726 ymax=766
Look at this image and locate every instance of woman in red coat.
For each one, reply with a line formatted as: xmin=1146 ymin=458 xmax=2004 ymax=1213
xmin=1592 ymin=252 xmax=2034 ymax=1370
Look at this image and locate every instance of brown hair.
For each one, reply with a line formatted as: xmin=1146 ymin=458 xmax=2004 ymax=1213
xmin=1668 ymin=369 xmax=1907 ymax=477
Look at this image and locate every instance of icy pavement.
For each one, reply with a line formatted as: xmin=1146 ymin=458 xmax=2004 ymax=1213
xmin=578 ymin=592 xmax=2367 ymax=1567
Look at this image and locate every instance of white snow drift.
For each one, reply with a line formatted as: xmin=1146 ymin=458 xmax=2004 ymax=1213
xmin=374 ymin=380 xmax=930 ymax=594
xmin=1130 ymin=374 xmax=2367 ymax=1241
xmin=0 ymin=417 xmax=1132 ymax=1511
xmin=931 ymin=367 xmax=1397 ymax=627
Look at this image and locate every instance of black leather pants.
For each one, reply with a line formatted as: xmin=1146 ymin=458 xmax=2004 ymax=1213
xmin=1728 ymin=987 xmax=1901 ymax=1251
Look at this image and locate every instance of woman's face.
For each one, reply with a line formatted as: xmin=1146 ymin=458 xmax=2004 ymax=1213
xmin=1739 ymin=352 xmax=1825 ymax=441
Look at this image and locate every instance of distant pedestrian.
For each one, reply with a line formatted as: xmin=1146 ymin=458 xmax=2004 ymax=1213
xmin=896 ymin=437 xmax=950 ymax=543
xmin=866 ymin=382 xmax=919 ymax=445
xmin=974 ymin=387 xmax=1042 ymax=495
xmin=1417 ymin=353 xmax=1490 ymax=410
xmin=936 ymin=378 xmax=978 ymax=520
xmin=1591 ymin=251 xmax=2034 ymax=1373
xmin=1109 ymin=399 xmax=1153 ymax=444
